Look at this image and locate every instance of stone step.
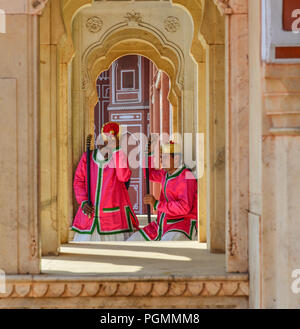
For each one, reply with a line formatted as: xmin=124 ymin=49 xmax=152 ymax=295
xmin=3 ymin=241 xmax=249 ymax=308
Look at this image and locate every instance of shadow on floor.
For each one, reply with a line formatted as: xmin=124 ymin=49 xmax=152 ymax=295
xmin=41 ymin=241 xmax=229 ymax=278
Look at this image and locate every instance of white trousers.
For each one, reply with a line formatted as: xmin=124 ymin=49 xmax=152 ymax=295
xmin=73 ymin=229 xmax=133 ymax=242
xmin=127 ymin=229 xmax=197 ymax=241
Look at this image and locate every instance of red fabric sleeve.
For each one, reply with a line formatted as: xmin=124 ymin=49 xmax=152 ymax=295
xmin=73 ymin=152 xmax=88 ymax=205
xmin=143 ymin=154 xmax=164 ymax=183
xmin=156 ymin=174 xmax=197 ymax=216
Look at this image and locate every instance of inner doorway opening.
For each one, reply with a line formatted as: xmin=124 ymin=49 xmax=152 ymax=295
xmin=93 ymin=55 xmax=172 ymax=219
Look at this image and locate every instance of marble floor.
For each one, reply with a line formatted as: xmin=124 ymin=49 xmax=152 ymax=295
xmin=41 ymin=241 xmax=248 ymax=280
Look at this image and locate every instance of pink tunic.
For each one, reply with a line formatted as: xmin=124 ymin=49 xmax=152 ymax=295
xmin=139 ymin=155 xmax=198 ymax=241
xmin=72 ymin=148 xmax=139 ymax=235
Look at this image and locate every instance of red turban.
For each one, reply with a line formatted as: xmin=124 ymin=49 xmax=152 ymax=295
xmin=101 ymin=121 xmax=120 ymax=139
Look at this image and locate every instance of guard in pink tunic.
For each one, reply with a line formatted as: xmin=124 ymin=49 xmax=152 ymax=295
xmin=128 ymin=141 xmax=198 ymax=241
xmin=72 ymin=122 xmax=139 ymax=239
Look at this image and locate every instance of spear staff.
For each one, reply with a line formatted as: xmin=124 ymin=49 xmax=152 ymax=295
xmin=86 ymin=134 xmax=92 ymax=218
xmin=146 ymin=135 xmax=151 ymax=224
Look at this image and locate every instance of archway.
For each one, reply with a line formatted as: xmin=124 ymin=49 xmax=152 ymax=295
xmin=0 ymin=0 xmax=253 ymax=308
xmin=39 ymin=0 xmax=248 ymax=275
xmin=68 ymin=1 xmax=199 ymax=241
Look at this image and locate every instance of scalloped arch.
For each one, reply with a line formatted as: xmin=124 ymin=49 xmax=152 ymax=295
xmin=82 ymin=27 xmax=184 ymax=127
xmin=60 ymin=0 xmax=205 ymax=136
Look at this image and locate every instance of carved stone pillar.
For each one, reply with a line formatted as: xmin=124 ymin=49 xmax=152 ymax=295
xmin=207 ymin=44 xmax=226 ymax=253
xmin=39 ymin=0 xmax=64 ymax=255
xmin=0 ymin=0 xmax=49 ymax=273
xmin=223 ymin=0 xmax=249 ymax=272
xmin=161 ymin=72 xmax=170 ymax=143
xmin=199 ymin=0 xmax=226 ymax=252
xmin=197 ymin=61 xmax=207 ymax=243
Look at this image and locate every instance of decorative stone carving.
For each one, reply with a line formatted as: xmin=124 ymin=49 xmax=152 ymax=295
xmin=0 ymin=277 xmax=249 ymax=298
xmin=205 ymin=282 xmax=222 ymax=296
xmin=133 ymin=282 xmax=153 ymax=297
xmin=100 ymin=282 xmax=117 ymax=296
xmin=151 ymin=282 xmax=169 ymax=297
xmin=213 ymin=0 xmax=233 ymax=15
xmin=164 ymin=16 xmax=180 ymax=33
xmin=15 ymin=284 xmax=31 ymax=297
xmin=65 ymin=283 xmax=83 ymax=297
xmin=32 ymin=283 xmax=49 ymax=297
xmin=186 ymin=282 xmax=204 ymax=296
xmin=116 ymin=282 xmax=135 ymax=296
xmin=169 ymin=282 xmax=187 ymax=296
xmin=30 ymin=0 xmax=49 ymax=15
xmin=82 ymin=70 xmax=90 ymax=90
xmin=125 ymin=10 xmax=143 ymax=26
xmin=46 ymin=283 xmax=66 ymax=297
xmin=85 ymin=282 xmax=101 ymax=296
xmin=86 ymin=16 xmax=103 ymax=33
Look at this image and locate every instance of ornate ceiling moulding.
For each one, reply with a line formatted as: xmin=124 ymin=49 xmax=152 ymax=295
xmin=30 ymin=0 xmax=49 ymax=15
xmin=213 ymin=0 xmax=233 ymax=15
xmin=164 ymin=16 xmax=180 ymax=33
xmin=86 ymin=16 xmax=103 ymax=33
xmin=124 ymin=10 xmax=143 ymax=26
